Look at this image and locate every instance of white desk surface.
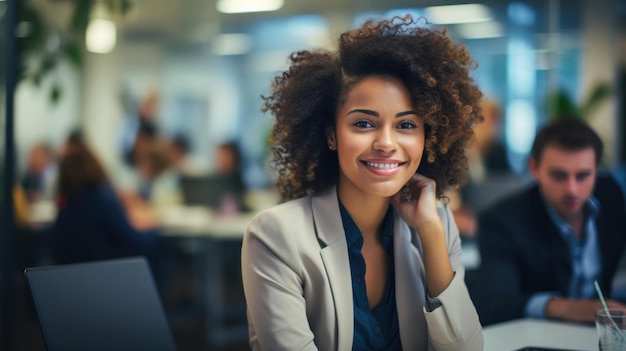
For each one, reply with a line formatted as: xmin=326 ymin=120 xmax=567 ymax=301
xmin=483 ymin=318 xmax=598 ymax=351
xmin=159 ymin=206 xmax=255 ymax=239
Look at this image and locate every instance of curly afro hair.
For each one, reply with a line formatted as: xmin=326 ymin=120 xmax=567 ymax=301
xmin=263 ymin=15 xmax=484 ymax=202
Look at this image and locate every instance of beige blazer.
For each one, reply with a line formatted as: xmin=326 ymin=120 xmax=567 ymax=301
xmin=241 ymin=187 xmax=483 ymax=350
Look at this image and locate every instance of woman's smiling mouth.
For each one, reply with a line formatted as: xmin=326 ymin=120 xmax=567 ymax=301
xmin=360 ymin=160 xmax=407 ymax=175
xmin=364 ymin=161 xmax=401 ymax=169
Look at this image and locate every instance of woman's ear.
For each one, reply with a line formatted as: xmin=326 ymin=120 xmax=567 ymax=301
xmin=326 ymin=129 xmax=337 ymax=151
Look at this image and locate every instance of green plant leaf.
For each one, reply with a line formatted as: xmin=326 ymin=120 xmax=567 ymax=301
xmin=547 ymin=89 xmax=580 ymax=120
xmin=64 ymin=42 xmax=84 ymax=67
xmin=70 ymin=0 xmax=94 ymax=34
xmin=580 ymin=83 xmax=613 ymax=120
xmin=50 ymin=84 xmax=62 ymax=104
xmin=17 ymin=0 xmax=134 ymax=104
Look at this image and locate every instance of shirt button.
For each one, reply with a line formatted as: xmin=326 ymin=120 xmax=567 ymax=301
xmin=357 ymin=277 xmax=362 ymax=284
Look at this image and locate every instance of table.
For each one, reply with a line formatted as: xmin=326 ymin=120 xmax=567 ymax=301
xmin=27 ymin=200 xmax=57 ymax=229
xmin=160 ymin=206 xmax=255 ymax=347
xmin=483 ymin=318 xmax=598 ymax=351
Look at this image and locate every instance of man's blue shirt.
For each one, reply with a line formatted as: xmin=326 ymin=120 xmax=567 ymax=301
xmin=525 ymin=196 xmax=601 ymax=318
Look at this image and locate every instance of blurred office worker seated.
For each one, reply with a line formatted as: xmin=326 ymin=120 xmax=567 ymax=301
xmin=179 ymin=141 xmax=250 ymax=215
xmin=51 ymin=132 xmax=160 ymax=265
xmin=470 ymin=118 xmax=626 ymax=326
xmin=20 ymin=142 xmax=57 ymax=203
xmin=449 ymin=99 xmax=515 ymax=238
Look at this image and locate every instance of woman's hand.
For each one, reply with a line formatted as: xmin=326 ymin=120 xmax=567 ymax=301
xmin=391 ymin=173 xmax=442 ymax=233
xmin=391 ymin=173 xmax=453 ymax=297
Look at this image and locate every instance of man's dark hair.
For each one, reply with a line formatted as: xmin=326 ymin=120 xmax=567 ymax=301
xmin=530 ymin=117 xmax=604 ymax=165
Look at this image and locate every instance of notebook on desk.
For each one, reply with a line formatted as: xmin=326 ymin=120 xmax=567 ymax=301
xmin=24 ymin=257 xmax=177 ymax=351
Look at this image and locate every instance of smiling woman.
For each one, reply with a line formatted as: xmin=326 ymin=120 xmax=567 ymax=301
xmin=331 ymin=75 xmax=425 ymax=201
xmin=241 ymin=15 xmax=485 ymax=351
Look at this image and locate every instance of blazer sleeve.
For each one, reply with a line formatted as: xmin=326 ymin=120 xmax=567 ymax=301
xmin=241 ymin=210 xmax=319 ymax=351
xmin=423 ymin=204 xmax=484 ymax=350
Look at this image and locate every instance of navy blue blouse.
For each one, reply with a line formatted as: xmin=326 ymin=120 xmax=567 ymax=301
xmin=339 ymin=200 xmax=401 ymax=350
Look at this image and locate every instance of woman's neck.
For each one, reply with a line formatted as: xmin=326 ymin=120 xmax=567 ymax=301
xmin=337 ymin=186 xmax=390 ymax=241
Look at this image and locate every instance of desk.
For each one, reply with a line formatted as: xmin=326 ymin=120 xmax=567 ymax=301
xmin=27 ymin=200 xmax=56 ymax=229
xmin=483 ymin=318 xmax=598 ymax=351
xmin=160 ymin=207 xmax=255 ymax=347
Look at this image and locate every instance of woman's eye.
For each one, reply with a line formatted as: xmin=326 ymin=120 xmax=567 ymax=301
xmin=353 ymin=120 xmax=373 ymax=128
xmin=398 ymin=121 xmax=417 ymax=129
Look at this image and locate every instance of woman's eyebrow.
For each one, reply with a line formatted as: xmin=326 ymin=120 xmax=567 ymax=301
xmin=395 ymin=111 xmax=418 ymax=117
xmin=345 ymin=109 xmax=417 ymax=117
xmin=346 ymin=109 xmax=379 ymax=117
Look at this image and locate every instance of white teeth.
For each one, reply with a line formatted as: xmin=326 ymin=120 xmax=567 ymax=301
xmin=366 ymin=162 xmax=399 ymax=169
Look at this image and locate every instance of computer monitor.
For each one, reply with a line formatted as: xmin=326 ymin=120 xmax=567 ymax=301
xmin=24 ymin=257 xmax=177 ymax=351
xmin=180 ymin=174 xmax=248 ymax=211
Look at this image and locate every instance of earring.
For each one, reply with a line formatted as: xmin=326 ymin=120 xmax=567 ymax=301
xmin=328 ymin=143 xmax=336 ymax=150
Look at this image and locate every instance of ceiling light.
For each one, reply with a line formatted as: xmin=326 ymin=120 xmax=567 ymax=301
xmin=86 ymin=19 xmax=116 ymax=54
xmin=86 ymin=2 xmax=116 ymax=54
xmin=217 ymin=0 xmax=283 ymax=14
xmin=211 ymin=33 xmax=252 ymax=55
xmin=425 ymin=4 xmax=493 ymax=24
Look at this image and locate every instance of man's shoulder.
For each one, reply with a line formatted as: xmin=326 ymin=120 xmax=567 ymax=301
xmin=594 ymin=172 xmax=626 ymax=213
xmin=480 ymin=183 xmax=538 ymax=217
xmin=595 ymin=172 xmax=624 ymax=197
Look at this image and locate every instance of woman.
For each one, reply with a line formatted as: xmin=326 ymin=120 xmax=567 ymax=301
xmin=52 ymin=133 xmax=159 ymax=264
xmin=241 ymin=16 xmax=484 ymax=350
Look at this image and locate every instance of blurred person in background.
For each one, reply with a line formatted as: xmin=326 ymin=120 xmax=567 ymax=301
xmin=114 ymin=90 xmax=162 ymax=194
xmin=21 ymin=142 xmax=57 ymax=203
xmin=467 ymin=99 xmax=511 ymax=180
xmin=134 ymin=137 xmax=183 ymax=211
xmin=471 ymin=118 xmax=626 ymax=325
xmin=169 ymin=134 xmax=207 ymax=176
xmin=52 ymin=132 xmax=160 ymax=264
xmin=448 ymin=98 xmax=513 ymax=238
xmin=210 ymin=141 xmax=249 ymax=214
xmin=118 ymin=90 xmax=161 ymax=167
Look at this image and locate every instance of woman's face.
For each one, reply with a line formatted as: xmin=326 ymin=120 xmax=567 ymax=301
xmin=330 ymin=75 xmax=425 ymax=200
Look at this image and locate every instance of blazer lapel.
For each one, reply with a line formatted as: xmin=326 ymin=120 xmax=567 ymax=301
xmin=529 ymin=187 xmax=572 ymax=291
xmin=312 ymin=188 xmax=353 ymax=351
xmin=393 ymin=211 xmax=428 ymax=350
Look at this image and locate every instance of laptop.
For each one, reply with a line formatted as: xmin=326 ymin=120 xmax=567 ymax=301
xmin=24 ymin=257 xmax=177 ymax=351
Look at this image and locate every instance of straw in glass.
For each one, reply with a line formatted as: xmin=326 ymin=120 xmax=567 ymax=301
xmin=594 ymin=280 xmax=626 ymax=341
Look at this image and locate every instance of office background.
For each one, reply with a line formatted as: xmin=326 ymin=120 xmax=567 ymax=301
xmin=2 ymin=0 xmax=626 ymax=350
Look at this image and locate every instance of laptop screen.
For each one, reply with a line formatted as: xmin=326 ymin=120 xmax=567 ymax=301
xmin=24 ymin=257 xmax=177 ymax=351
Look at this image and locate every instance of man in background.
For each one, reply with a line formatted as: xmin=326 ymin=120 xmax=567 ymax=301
xmin=471 ymin=118 xmax=626 ymax=325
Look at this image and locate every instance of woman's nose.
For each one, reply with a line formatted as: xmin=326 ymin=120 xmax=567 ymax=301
xmin=373 ymin=127 xmax=396 ymax=154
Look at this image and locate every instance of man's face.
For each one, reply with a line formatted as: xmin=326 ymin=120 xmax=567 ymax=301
xmin=529 ymin=145 xmax=597 ymax=220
